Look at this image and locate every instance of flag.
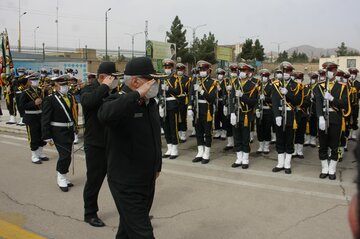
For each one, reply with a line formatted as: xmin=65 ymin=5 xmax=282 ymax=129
xmin=0 ymin=32 xmax=5 ymax=86
xmin=3 ymin=29 xmax=13 ymax=77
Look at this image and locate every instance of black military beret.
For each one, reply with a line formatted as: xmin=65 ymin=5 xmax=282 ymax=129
xmin=124 ymin=57 xmax=156 ymax=77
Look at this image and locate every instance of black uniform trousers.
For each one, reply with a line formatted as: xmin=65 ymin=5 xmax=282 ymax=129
xmin=318 ymin=122 xmax=342 ymax=161
xmin=340 ymin=117 xmax=350 ymax=147
xmin=351 ymin=105 xmax=359 ymax=130
xmin=177 ymin=96 xmax=188 ymax=132
xmin=195 ymin=118 xmax=212 ymax=147
xmin=309 ymin=113 xmax=318 ymax=137
xmin=275 ymin=125 xmax=295 ymax=154
xmin=6 ymin=92 xmax=16 ymax=116
xmin=26 ymin=117 xmax=46 ymax=151
xmin=225 ymin=118 xmax=233 ymax=137
xmin=83 ymin=144 xmax=107 ymax=219
xmin=15 ymin=92 xmax=24 ymax=117
xmin=233 ymin=123 xmax=251 ymax=153
xmin=295 ymin=116 xmax=307 ymax=144
xmin=108 ymin=179 xmax=155 ymax=239
xmin=214 ymin=101 xmax=226 ymax=131
xmin=53 ymin=127 xmax=74 ymax=174
xmin=163 ymin=109 xmax=179 ymax=145
xmin=256 ymin=111 xmax=272 ymax=142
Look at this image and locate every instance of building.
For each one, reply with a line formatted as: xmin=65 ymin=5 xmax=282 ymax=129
xmin=319 ymin=55 xmax=360 ymax=71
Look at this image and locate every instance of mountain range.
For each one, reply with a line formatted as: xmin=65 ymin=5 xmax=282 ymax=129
xmin=276 ymin=45 xmax=360 ymax=59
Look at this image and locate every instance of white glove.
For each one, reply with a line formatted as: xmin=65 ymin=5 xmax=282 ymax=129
xmin=226 ymin=85 xmax=232 ymax=91
xmin=159 ymin=106 xmax=165 ymax=118
xmin=223 ymin=106 xmax=228 ymax=116
xmin=275 ymin=116 xmax=282 ymax=127
xmin=161 ymin=84 xmax=169 ymax=91
xmin=324 ymin=92 xmax=334 ymax=101
xmin=256 ymin=109 xmax=261 ymax=118
xmin=259 ymin=94 xmax=265 ymax=100
xmin=44 ymin=138 xmax=54 ymax=145
xmin=280 ymin=87 xmax=288 ymax=95
xmin=199 ymin=89 xmax=205 ymax=96
xmin=217 ymin=85 xmax=221 ymax=91
xmin=187 ymin=109 xmax=194 ymax=119
xmin=230 ymin=113 xmax=237 ymax=126
xmin=193 ymin=84 xmax=199 ymax=91
xmin=319 ymin=116 xmax=326 ymax=131
xmin=235 ymin=90 xmax=243 ymax=97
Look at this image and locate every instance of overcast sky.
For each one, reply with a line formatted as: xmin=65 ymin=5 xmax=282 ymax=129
xmin=1 ymin=0 xmax=360 ymax=53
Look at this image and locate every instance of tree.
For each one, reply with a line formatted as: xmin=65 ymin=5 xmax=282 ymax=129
xmin=240 ymin=39 xmax=253 ymax=61
xmin=347 ymin=50 xmax=360 ymax=56
xmin=276 ymin=51 xmax=289 ymax=63
xmin=166 ymin=16 xmax=189 ymax=62
xmin=336 ymin=42 xmax=348 ymax=56
xmin=193 ymin=32 xmax=218 ymax=64
xmin=253 ymin=39 xmax=265 ymax=61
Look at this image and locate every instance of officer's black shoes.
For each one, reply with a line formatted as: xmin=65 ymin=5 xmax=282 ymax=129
xmin=85 ymin=217 xmax=106 ymax=227
xmin=231 ymin=163 xmax=242 ymax=168
xmin=32 ymin=160 xmax=42 ymax=164
xmin=169 ymin=155 xmax=178 ymax=160
xmin=59 ymin=186 xmax=68 ymax=192
xmin=67 ymin=182 xmax=74 ymax=187
xmin=6 ymin=122 xmax=16 ymax=125
xmin=201 ymin=159 xmax=210 ymax=164
xmin=284 ymin=168 xmax=292 ymax=174
xmin=297 ymin=155 xmax=304 ymax=159
xmin=180 ymin=139 xmax=186 ymax=143
xmin=256 ymin=150 xmax=262 ymax=154
xmin=263 ymin=151 xmax=270 ymax=155
xmin=162 ymin=154 xmax=171 ymax=158
xmin=192 ymin=157 xmax=202 ymax=163
xmin=40 ymin=156 xmax=49 ymax=161
xmin=272 ymin=167 xmax=284 ymax=173
xmin=310 ymin=144 xmax=316 ymax=148
xmin=224 ymin=146 xmax=234 ymax=151
xmin=328 ymin=174 xmax=336 ymax=180
xmin=242 ymin=164 xmax=249 ymax=169
xmin=319 ymin=173 xmax=328 ymax=179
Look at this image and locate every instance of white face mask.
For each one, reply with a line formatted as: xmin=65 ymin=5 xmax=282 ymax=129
xmin=164 ymin=69 xmax=172 ymax=75
xmin=18 ymin=72 xmax=24 ymax=76
xmin=351 ymin=74 xmax=356 ymax=80
xmin=262 ymin=77 xmax=268 ymax=83
xmin=109 ymin=79 xmax=119 ymax=90
xmin=320 ymin=76 xmax=326 ymax=81
xmin=276 ymin=73 xmax=283 ymax=79
xmin=310 ymin=79 xmax=316 ymax=84
xmin=59 ymin=85 xmax=69 ymax=94
xmin=41 ymin=74 xmax=46 ymax=77
xmin=177 ymin=71 xmax=184 ymax=76
xmin=217 ymin=75 xmax=224 ymax=80
xmin=335 ymin=76 xmax=342 ymax=82
xmin=342 ymin=78 xmax=348 ymax=83
xmin=239 ymin=72 xmax=247 ymax=79
xmin=283 ymin=73 xmax=291 ymax=80
xmin=230 ymin=72 xmax=238 ymax=78
xmin=31 ymin=80 xmax=39 ymax=87
xmin=145 ymin=82 xmax=159 ymax=99
xmin=327 ymin=71 xmax=334 ymax=79
xmin=199 ymin=71 xmax=207 ymax=78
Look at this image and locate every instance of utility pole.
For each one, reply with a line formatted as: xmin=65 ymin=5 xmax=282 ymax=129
xmin=56 ymin=0 xmax=59 ymax=52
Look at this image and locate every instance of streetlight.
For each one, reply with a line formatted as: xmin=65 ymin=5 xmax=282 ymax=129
xmin=184 ymin=24 xmax=207 ymax=48
xmin=18 ymin=11 xmax=27 ymax=52
xmin=34 ymin=26 xmax=39 ymax=53
xmin=105 ymin=7 xmax=111 ymax=61
xmin=271 ymin=41 xmax=287 ymax=55
xmin=125 ymin=32 xmax=143 ymax=58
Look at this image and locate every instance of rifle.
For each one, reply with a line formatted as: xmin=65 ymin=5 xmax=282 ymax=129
xmin=281 ymin=73 xmax=287 ymax=132
xmin=324 ymin=71 xmax=330 ymax=134
xmin=236 ymin=79 xmax=241 ymax=126
xmin=195 ymin=76 xmax=199 ymax=124
xmin=161 ymin=78 xmax=168 ymax=121
xmin=258 ymin=79 xmax=264 ymax=123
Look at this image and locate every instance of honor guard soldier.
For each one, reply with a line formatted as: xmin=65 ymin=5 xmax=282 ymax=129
xmin=256 ymin=69 xmax=273 ymax=154
xmin=272 ymin=62 xmax=303 ymax=174
xmin=86 ymin=73 xmax=97 ymax=85
xmin=65 ymin=67 xmax=74 ymax=76
xmin=304 ymin=72 xmax=319 ymax=147
xmin=270 ymin=69 xmax=284 ymax=144
xmin=42 ymin=75 xmax=76 ymax=192
xmin=314 ymin=62 xmax=349 ymax=180
xmin=339 ymin=71 xmax=352 ymax=159
xmin=4 ymin=74 xmax=17 ymax=124
xmin=293 ymin=71 xmax=308 ymax=159
xmin=189 ymin=67 xmax=199 ymax=137
xmin=159 ymin=58 xmax=181 ymax=159
xmin=52 ymin=68 xmax=60 ymax=77
xmin=188 ymin=60 xmax=217 ymax=164
xmin=348 ymin=67 xmax=360 ymax=140
xmin=230 ymin=63 xmax=259 ymax=168
xmin=19 ymin=73 xmax=48 ymax=164
xmin=175 ymin=63 xmax=191 ymax=142
xmin=14 ymin=67 xmax=28 ymax=126
xmin=223 ymin=63 xmax=239 ymax=150
xmin=249 ymin=65 xmax=258 ymax=143
xmin=213 ymin=68 xmax=227 ymax=140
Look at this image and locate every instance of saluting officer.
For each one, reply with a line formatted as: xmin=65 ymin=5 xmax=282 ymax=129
xmin=315 ymin=62 xmax=349 ymax=180
xmin=213 ymin=68 xmax=227 ymax=140
xmin=272 ymin=62 xmax=303 ymax=174
xmin=19 ymin=73 xmax=48 ymax=164
xmin=348 ymin=67 xmax=360 ymax=140
xmin=256 ymin=69 xmax=273 ymax=154
xmin=188 ymin=60 xmax=217 ymax=164
xmin=304 ymin=72 xmax=319 ymax=147
xmin=230 ymin=63 xmax=259 ymax=169
xmin=42 ymin=75 xmax=76 ymax=192
xmin=293 ymin=71 xmax=309 ymax=159
xmin=175 ymin=63 xmax=191 ymax=143
xmin=159 ymin=59 xmax=181 ymax=159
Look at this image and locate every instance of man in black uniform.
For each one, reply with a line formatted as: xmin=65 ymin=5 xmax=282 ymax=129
xmin=304 ymin=72 xmax=319 ymax=147
xmin=315 ymin=62 xmax=349 ymax=180
xmin=81 ymin=62 xmax=119 ymax=227
xmin=19 ymin=73 xmax=48 ymax=164
xmin=230 ymin=63 xmax=258 ymax=168
xmin=4 ymin=74 xmax=17 ymax=124
xmin=14 ymin=67 xmax=28 ymax=126
xmin=97 ymin=57 xmax=162 ymax=239
xmin=42 ymin=75 xmax=76 ymax=192
xmin=272 ymin=62 xmax=303 ymax=174
xmin=349 ymin=67 xmax=360 ymax=140
xmin=256 ymin=69 xmax=273 ymax=154
xmin=213 ymin=68 xmax=226 ymax=140
xmin=159 ymin=59 xmax=181 ymax=159
xmin=188 ymin=60 xmax=217 ymax=164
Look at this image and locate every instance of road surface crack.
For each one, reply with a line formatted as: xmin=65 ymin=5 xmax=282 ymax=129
xmin=338 ymin=169 xmax=350 ymax=205
xmin=154 ymin=207 xmax=208 ymax=220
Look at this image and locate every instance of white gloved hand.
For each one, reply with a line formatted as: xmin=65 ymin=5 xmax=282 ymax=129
xmin=259 ymin=94 xmax=265 ymax=100
xmin=161 ymin=84 xmax=169 ymax=91
xmin=319 ymin=116 xmax=326 ymax=131
xmin=199 ymin=89 xmax=205 ymax=96
xmin=217 ymin=85 xmax=221 ymax=91
xmin=193 ymin=84 xmax=199 ymax=91
xmin=226 ymin=85 xmax=232 ymax=91
xmin=187 ymin=109 xmax=194 ymax=119
xmin=256 ymin=109 xmax=261 ymax=118
xmin=235 ymin=90 xmax=243 ymax=97
xmin=280 ymin=87 xmax=288 ymax=95
xmin=275 ymin=116 xmax=282 ymax=127
xmin=159 ymin=106 xmax=165 ymax=118
xmin=230 ymin=113 xmax=237 ymax=126
xmin=44 ymin=138 xmax=54 ymax=145
xmin=324 ymin=92 xmax=334 ymax=101
xmin=223 ymin=106 xmax=228 ymax=116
